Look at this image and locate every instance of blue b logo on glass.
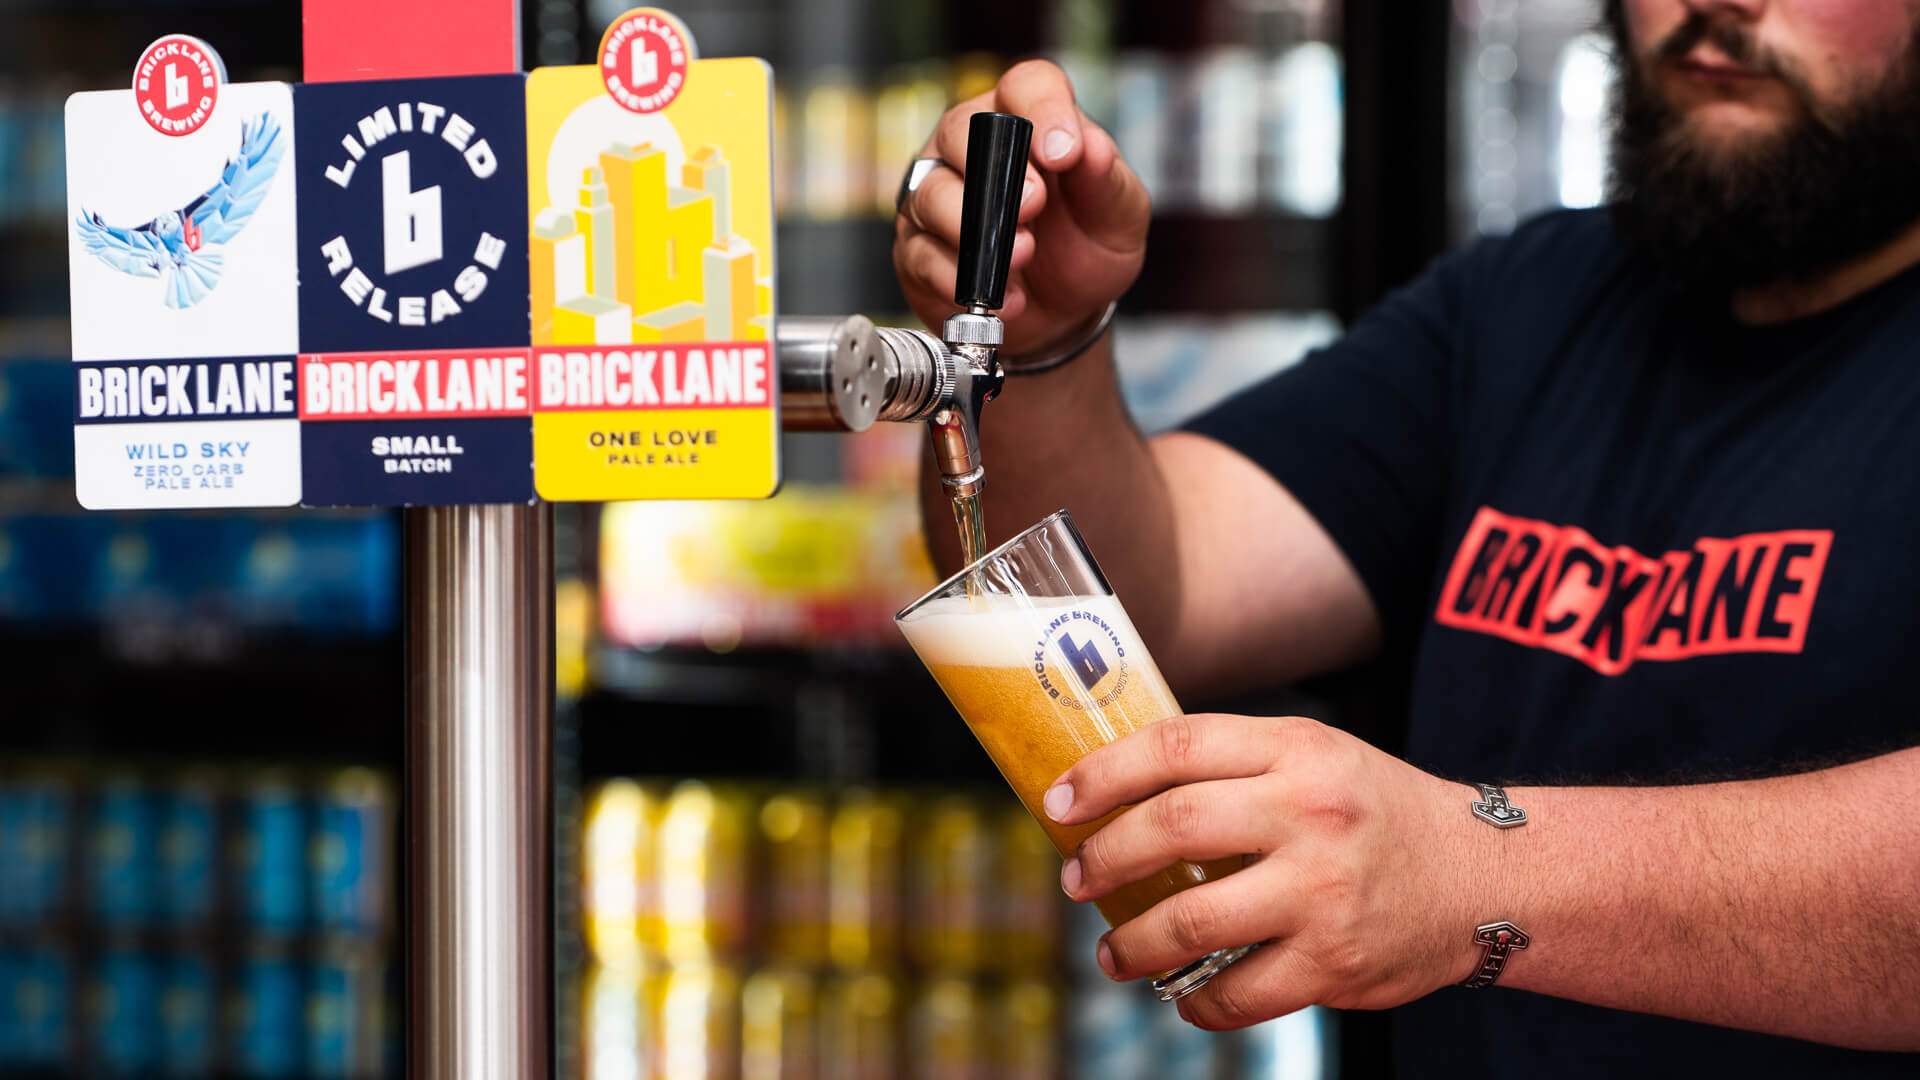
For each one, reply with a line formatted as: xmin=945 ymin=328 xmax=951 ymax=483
xmin=1057 ymin=633 xmax=1110 ymax=691
xmin=1032 ymin=607 xmax=1131 ymax=709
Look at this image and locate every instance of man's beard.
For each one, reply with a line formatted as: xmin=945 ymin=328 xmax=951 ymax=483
xmin=1605 ymin=1 xmax=1920 ymax=290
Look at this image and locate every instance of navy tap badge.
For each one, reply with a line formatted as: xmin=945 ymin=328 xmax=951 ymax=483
xmin=293 ymin=75 xmax=530 ymax=353
xmin=291 ymin=75 xmax=534 ymax=506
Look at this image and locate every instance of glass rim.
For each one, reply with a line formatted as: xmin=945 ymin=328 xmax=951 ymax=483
xmin=893 ymin=506 xmax=1076 ymax=623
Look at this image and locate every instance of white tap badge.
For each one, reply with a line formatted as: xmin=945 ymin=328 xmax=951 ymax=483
xmin=65 ymin=79 xmax=302 ymax=508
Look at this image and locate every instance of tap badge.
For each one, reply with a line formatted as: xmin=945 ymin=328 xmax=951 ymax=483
xmin=65 ymin=45 xmax=304 ymax=510
xmin=132 ymin=34 xmax=225 ymax=137
xmin=599 ymin=8 xmax=696 ymax=114
xmin=524 ymin=12 xmax=779 ymax=501
xmin=291 ymin=75 xmax=534 ymax=506
xmin=292 ymin=75 xmax=531 ymax=354
xmin=1032 ymin=608 xmax=1132 ymax=710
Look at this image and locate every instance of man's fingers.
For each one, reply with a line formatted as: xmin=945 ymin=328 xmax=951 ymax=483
xmin=999 ymin=273 xmax=1029 ymax=323
xmin=893 ymin=230 xmax=959 ymax=308
xmin=1097 ymin=860 xmax=1297 ymax=983
xmin=922 ymin=90 xmax=991 ymax=160
xmin=928 ymin=90 xmax=1048 ymax=187
xmin=1065 ymin=777 xmax=1275 ymax=903
xmin=1176 ymin=942 xmax=1319 ymax=1032
xmin=927 ymin=60 xmax=1084 ymax=175
xmin=1055 ymin=118 xmax=1151 ymax=250
xmin=904 ymin=164 xmax=959 ymax=237
xmin=1006 ymin=229 xmax=1036 ymax=274
xmin=908 ymin=166 xmax=1046 ymax=246
xmin=1045 ymin=714 xmax=1294 ymax=827
xmin=896 ymin=226 xmax=1032 ymax=305
xmin=993 ymin=59 xmax=1086 ymax=170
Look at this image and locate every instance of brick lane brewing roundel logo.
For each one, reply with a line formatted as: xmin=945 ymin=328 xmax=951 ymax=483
xmin=599 ymin=7 xmax=696 ymax=114
xmin=1031 ymin=608 xmax=1131 ymax=711
xmin=132 ymin=34 xmax=226 ymax=137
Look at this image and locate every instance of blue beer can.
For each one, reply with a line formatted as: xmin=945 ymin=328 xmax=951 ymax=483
xmin=0 ymin=946 xmax=13 ymax=1067
xmin=310 ymin=768 xmax=393 ymax=937
xmin=1240 ymin=1005 xmax=1337 ymax=1080
xmin=306 ymin=935 xmax=388 ymax=1079
xmin=2 ymin=944 xmax=72 ymax=1069
xmin=1067 ymin=981 xmax=1155 ymax=1080
xmin=87 ymin=942 xmax=161 ymax=1075
xmin=0 ymin=768 xmax=73 ymax=927
xmin=159 ymin=950 xmax=218 ymax=1077
xmin=87 ymin=771 xmax=160 ymax=929
xmin=159 ymin=771 xmax=223 ymax=930
xmin=227 ymin=941 xmax=305 ymax=1079
xmin=230 ymin=771 xmax=308 ymax=936
xmin=0 ymin=945 xmax=20 ymax=1068
xmin=1151 ymin=989 xmax=1236 ymax=1080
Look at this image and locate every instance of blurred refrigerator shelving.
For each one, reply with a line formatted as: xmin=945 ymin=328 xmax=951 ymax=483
xmin=1 ymin=6 xmax=404 ymax=1077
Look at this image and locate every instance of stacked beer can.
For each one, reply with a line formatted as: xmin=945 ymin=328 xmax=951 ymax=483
xmin=0 ymin=760 xmax=397 ymax=1077
xmin=577 ymin=779 xmax=1317 ymax=1080
xmin=579 ymin=781 xmax=1065 ymax=1080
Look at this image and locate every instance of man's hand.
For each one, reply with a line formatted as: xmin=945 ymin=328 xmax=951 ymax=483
xmin=893 ymin=59 xmax=1150 ymax=352
xmin=1043 ymin=713 xmax=1484 ymax=1029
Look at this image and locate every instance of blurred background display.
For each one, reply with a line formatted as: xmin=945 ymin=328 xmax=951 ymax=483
xmin=0 ymin=0 xmax=1618 ymax=1075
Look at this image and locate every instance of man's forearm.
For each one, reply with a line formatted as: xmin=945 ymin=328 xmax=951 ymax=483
xmin=1468 ymin=746 xmax=1920 ymax=1050
xmin=917 ymin=333 xmax=1186 ymax=646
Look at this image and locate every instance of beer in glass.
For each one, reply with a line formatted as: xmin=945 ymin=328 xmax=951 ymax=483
xmin=895 ymin=509 xmax=1252 ymax=1000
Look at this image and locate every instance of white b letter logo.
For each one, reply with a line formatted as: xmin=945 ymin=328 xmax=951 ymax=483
xmin=381 ymin=151 xmax=443 ymax=275
xmin=631 ymin=40 xmax=659 ymax=87
xmin=164 ymin=62 xmax=188 ymax=109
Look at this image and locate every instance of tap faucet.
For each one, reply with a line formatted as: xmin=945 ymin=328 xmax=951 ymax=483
xmin=776 ymin=112 xmax=1034 ymax=504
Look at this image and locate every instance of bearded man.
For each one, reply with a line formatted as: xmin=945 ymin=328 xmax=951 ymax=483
xmin=891 ymin=0 xmax=1920 ymax=1075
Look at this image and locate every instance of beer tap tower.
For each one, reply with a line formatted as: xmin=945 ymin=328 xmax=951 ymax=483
xmin=777 ymin=112 xmax=1033 ymax=505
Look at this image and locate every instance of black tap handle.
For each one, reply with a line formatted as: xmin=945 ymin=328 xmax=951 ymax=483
xmin=954 ymin=111 xmax=1033 ymax=310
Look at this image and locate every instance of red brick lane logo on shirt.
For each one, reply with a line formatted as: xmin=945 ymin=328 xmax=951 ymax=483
xmin=1435 ymin=506 xmax=1831 ymax=676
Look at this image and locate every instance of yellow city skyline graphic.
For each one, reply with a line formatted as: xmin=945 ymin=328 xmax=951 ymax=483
xmin=531 ymin=141 xmax=772 ymax=345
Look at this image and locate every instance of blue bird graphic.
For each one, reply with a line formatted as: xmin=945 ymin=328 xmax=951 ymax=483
xmin=75 ymin=110 xmax=286 ymax=310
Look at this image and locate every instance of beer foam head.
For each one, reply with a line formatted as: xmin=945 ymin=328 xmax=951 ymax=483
xmin=897 ymin=592 xmax=1138 ymax=669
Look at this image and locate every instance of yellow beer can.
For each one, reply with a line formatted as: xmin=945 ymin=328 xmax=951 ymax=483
xmin=580 ymin=959 xmax=651 ymax=1080
xmin=827 ymin=791 xmax=907 ymax=972
xmin=740 ymin=965 xmax=818 ymax=1080
xmin=819 ymin=970 xmax=902 ymax=1080
xmin=908 ymin=975 xmax=988 ymax=1080
xmin=658 ymin=782 xmax=752 ymax=962
xmin=583 ymin=779 xmax=660 ymax=969
xmin=993 ymin=975 xmax=1062 ymax=1080
xmin=993 ymin=802 xmax=1064 ymax=975
xmin=657 ymin=961 xmax=741 ymax=1080
xmin=909 ymin=796 xmax=992 ymax=975
xmin=758 ymin=792 xmax=829 ymax=967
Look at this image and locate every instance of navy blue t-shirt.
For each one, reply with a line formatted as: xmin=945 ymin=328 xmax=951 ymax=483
xmin=1185 ymin=208 xmax=1920 ymax=1078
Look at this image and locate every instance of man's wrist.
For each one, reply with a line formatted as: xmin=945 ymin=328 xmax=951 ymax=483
xmin=1001 ymin=300 xmax=1118 ymax=376
xmin=1440 ymin=780 xmax=1544 ymax=988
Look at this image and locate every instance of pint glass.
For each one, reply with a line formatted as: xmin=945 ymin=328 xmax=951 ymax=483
xmin=895 ymin=509 xmax=1252 ymax=1000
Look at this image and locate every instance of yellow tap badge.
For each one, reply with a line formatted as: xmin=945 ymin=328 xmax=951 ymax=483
xmin=525 ymin=9 xmax=778 ymax=501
